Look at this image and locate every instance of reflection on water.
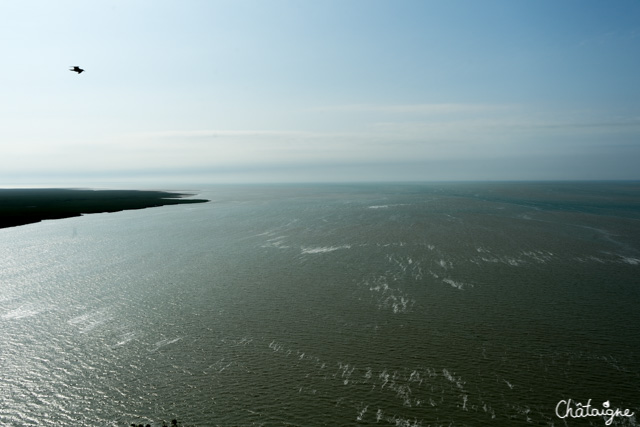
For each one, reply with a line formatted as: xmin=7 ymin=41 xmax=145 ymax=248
xmin=0 ymin=182 xmax=639 ymax=426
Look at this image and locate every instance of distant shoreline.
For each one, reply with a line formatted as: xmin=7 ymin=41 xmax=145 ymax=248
xmin=0 ymin=188 xmax=209 ymax=230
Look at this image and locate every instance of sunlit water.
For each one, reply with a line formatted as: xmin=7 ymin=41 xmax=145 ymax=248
xmin=1 ymin=182 xmax=639 ymax=426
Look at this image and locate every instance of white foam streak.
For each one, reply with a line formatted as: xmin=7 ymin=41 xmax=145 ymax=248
xmin=67 ymin=310 xmax=112 ymax=333
xmin=114 ymin=332 xmax=135 ymax=347
xmin=301 ymin=245 xmax=351 ymax=254
xmin=261 ymin=235 xmax=290 ymax=249
xmin=2 ymin=304 xmax=46 ymax=320
xmin=149 ymin=337 xmax=182 ymax=352
xmin=443 ymin=278 xmax=473 ymax=290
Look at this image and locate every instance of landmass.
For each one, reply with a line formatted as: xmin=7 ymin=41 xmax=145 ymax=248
xmin=0 ymin=188 xmax=209 ymax=229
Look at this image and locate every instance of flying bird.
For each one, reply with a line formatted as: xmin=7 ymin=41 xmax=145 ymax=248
xmin=69 ymin=66 xmax=84 ymax=74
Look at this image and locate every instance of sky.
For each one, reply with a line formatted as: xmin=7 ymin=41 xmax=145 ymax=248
xmin=1 ymin=0 xmax=639 ymax=185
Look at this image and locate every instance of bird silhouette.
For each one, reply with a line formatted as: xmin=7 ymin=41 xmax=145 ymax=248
xmin=69 ymin=66 xmax=84 ymax=74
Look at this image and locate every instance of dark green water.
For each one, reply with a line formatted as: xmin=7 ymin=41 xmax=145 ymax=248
xmin=1 ymin=182 xmax=639 ymax=426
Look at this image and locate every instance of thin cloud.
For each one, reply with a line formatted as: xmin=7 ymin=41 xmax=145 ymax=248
xmin=134 ymin=130 xmax=318 ymax=139
xmin=312 ymin=103 xmax=513 ymax=115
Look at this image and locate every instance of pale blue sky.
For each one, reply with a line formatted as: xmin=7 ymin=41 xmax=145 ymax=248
xmin=1 ymin=0 xmax=639 ymax=184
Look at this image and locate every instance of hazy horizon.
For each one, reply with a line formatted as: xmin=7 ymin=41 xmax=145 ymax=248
xmin=2 ymin=0 xmax=639 ymax=185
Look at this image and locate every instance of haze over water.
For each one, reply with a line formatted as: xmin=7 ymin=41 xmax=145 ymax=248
xmin=1 ymin=182 xmax=639 ymax=426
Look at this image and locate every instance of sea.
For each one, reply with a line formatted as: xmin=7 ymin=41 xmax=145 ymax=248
xmin=1 ymin=182 xmax=639 ymax=427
